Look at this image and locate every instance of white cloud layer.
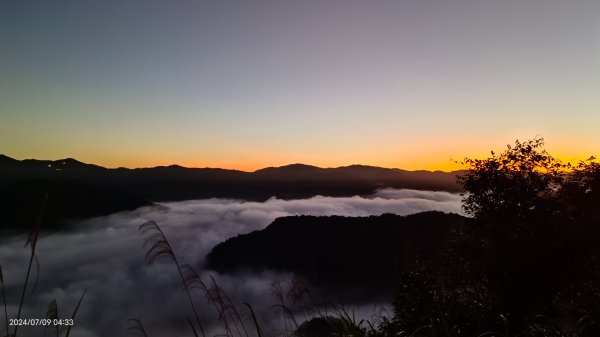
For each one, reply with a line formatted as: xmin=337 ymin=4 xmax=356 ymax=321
xmin=0 ymin=189 xmax=462 ymax=337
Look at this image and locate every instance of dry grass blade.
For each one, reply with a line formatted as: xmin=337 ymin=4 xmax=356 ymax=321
xmin=187 ymin=317 xmax=199 ymax=337
xmin=46 ymin=299 xmax=59 ymax=337
xmin=206 ymin=276 xmax=231 ymax=334
xmin=138 ymin=221 xmax=206 ymax=337
xmin=180 ymin=264 xmax=208 ymax=292
xmin=24 ymin=193 xmax=47 ymax=251
xmin=65 ymin=289 xmax=87 ymax=337
xmin=287 ymin=278 xmax=310 ymax=307
xmin=221 ymin=289 xmax=248 ymax=337
xmin=270 ymin=304 xmax=299 ymax=331
xmin=0 ymin=265 xmax=8 ymax=337
xmin=126 ymin=318 xmax=149 ymax=337
xmin=139 ymin=221 xmax=176 ymax=264
xmin=187 ymin=269 xmax=240 ymax=336
xmin=243 ymin=302 xmax=263 ymax=337
xmin=46 ymin=299 xmax=58 ymax=320
xmin=14 ymin=194 xmax=47 ymax=337
xmin=26 ymin=255 xmax=40 ymax=298
xmin=270 ymin=282 xmax=285 ymax=307
xmin=205 ymin=275 xmax=250 ymax=337
xmin=269 ymin=281 xmax=302 ymax=335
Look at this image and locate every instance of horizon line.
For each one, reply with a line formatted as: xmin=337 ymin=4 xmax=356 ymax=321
xmin=0 ymin=154 xmax=464 ymax=173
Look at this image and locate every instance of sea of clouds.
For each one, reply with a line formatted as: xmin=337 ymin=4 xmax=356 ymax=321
xmin=0 ymin=189 xmax=463 ymax=337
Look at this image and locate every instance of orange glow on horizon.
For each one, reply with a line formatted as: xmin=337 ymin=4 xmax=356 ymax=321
xmin=4 ymin=137 xmax=596 ymax=173
xmin=10 ymin=152 xmax=588 ymax=173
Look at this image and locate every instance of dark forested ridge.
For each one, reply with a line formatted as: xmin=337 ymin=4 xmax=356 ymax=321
xmin=0 ymin=156 xmax=462 ymax=201
xmin=0 ymin=155 xmax=461 ymax=230
xmin=205 ymin=212 xmax=465 ymax=296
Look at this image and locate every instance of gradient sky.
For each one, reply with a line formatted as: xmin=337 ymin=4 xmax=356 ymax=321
xmin=1 ymin=0 xmax=599 ymax=171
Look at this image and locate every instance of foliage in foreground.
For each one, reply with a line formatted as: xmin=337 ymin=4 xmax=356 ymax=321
xmin=391 ymin=138 xmax=600 ymax=337
xmin=1 ymin=195 xmax=86 ymax=337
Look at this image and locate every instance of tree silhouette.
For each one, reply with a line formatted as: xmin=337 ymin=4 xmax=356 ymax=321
xmin=452 ymin=138 xmax=600 ymax=334
xmin=392 ymin=138 xmax=600 ymax=336
xmin=458 ymin=138 xmax=564 ymax=225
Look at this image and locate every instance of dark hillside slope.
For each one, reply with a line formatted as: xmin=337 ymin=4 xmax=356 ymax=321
xmin=205 ymin=212 xmax=465 ymax=293
xmin=0 ymin=180 xmax=151 ymax=231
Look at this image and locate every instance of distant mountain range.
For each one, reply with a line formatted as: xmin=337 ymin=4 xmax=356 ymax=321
xmin=0 ymin=155 xmax=462 ymax=230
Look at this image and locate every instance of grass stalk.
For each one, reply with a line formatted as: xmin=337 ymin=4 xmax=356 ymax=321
xmin=0 ymin=265 xmax=8 ymax=337
xmin=46 ymin=299 xmax=59 ymax=337
xmin=243 ymin=302 xmax=263 ymax=337
xmin=14 ymin=251 xmax=34 ymax=334
xmin=65 ymin=289 xmax=86 ymax=337
xmin=188 ymin=317 xmax=199 ymax=337
xmin=13 ymin=195 xmax=46 ymax=337
xmin=139 ymin=221 xmax=206 ymax=337
xmin=126 ymin=318 xmax=149 ymax=337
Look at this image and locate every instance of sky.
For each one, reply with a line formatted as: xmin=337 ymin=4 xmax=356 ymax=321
xmin=1 ymin=189 xmax=461 ymax=337
xmin=1 ymin=0 xmax=599 ymax=171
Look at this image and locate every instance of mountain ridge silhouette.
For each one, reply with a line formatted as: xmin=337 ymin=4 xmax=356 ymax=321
xmin=0 ymin=155 xmax=463 ymax=230
xmin=0 ymin=154 xmax=460 ymax=173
